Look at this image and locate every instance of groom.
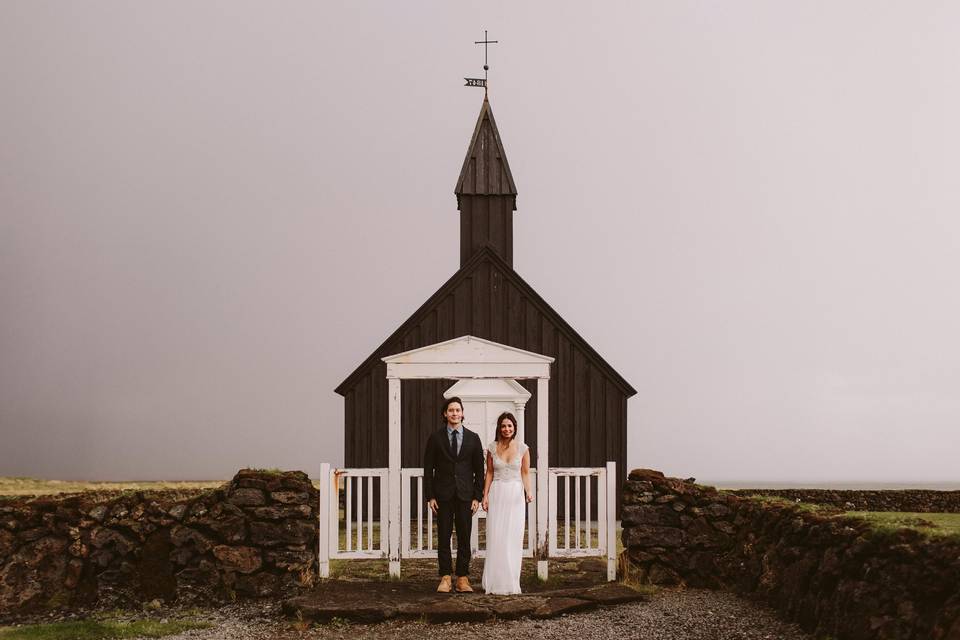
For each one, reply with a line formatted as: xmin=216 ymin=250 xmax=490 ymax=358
xmin=423 ymin=396 xmax=485 ymax=593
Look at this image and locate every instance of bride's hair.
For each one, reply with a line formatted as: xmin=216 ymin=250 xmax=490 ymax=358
xmin=494 ymin=412 xmax=518 ymax=442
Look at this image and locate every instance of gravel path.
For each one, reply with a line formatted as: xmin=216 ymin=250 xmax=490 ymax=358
xmin=146 ymin=589 xmax=813 ymax=640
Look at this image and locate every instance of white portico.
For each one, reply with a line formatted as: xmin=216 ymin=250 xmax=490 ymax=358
xmin=382 ymin=335 xmax=553 ymax=579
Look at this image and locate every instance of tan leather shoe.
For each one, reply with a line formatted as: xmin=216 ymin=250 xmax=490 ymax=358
xmin=455 ymin=576 xmax=474 ymax=593
xmin=436 ymin=575 xmax=452 ymax=593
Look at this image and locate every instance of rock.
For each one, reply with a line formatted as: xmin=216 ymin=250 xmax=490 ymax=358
xmin=622 ymin=492 xmax=655 ymax=505
xmin=647 ymin=563 xmax=682 ymax=585
xmin=169 ymin=525 xmax=214 ymax=552
xmin=713 ymin=520 xmax=736 ymax=535
xmin=270 ymin=491 xmax=310 ymax=505
xmin=706 ymin=503 xmax=732 ymax=517
xmin=90 ymin=548 xmax=115 ymax=567
xmin=628 ymin=469 xmax=666 ymax=482
xmin=579 ymin=583 xmax=651 ymax=604
xmin=0 ymin=529 xmax=15 ymax=556
xmin=0 ymin=561 xmax=45 ymax=611
xmin=176 ymin=559 xmax=220 ymax=588
xmin=249 ymin=520 xmax=315 ymax=546
xmin=68 ymin=538 xmax=87 ymax=558
xmin=169 ymin=546 xmax=194 ymax=566
xmin=686 ymin=518 xmax=721 ymax=548
xmin=167 ymin=504 xmax=188 ymax=521
xmin=88 ymin=505 xmax=109 ymax=522
xmin=63 ymin=558 xmax=84 ymax=589
xmin=486 ymin=596 xmax=546 ymax=619
xmin=89 ymin=528 xmax=136 ymax=555
xmin=212 ymin=545 xmax=262 ymax=574
xmin=251 ymin=505 xmax=312 ymax=520
xmin=623 ymin=525 xmax=684 ymax=548
xmin=226 ymin=488 xmax=266 ymax=507
xmin=15 ymin=536 xmax=68 ymax=567
xmin=531 ymin=596 xmax=595 ymax=619
xmin=19 ymin=527 xmax=50 ymax=542
xmin=622 ymin=505 xmax=679 ymax=527
xmin=204 ymin=515 xmax=247 ymax=543
xmin=398 ymin=598 xmax=494 ymax=623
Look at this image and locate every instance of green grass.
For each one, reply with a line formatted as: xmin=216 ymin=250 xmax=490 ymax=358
xmin=0 ymin=619 xmax=209 ymax=640
xmin=0 ymin=477 xmax=225 ymax=497
xmin=0 ymin=476 xmax=322 ymax=497
xmin=843 ymin=512 xmax=960 ymax=540
xmin=746 ymin=495 xmax=839 ymax=514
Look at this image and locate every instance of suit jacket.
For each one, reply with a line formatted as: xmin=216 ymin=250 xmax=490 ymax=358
xmin=423 ymin=425 xmax=485 ymax=502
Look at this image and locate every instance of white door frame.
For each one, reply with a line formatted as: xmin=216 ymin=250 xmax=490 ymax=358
xmin=382 ymin=335 xmax=554 ymax=579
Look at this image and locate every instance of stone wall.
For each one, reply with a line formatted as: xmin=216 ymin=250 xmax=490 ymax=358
xmin=622 ymin=469 xmax=960 ymax=640
xmin=0 ymin=470 xmax=318 ymax=616
xmin=728 ymin=488 xmax=960 ymax=513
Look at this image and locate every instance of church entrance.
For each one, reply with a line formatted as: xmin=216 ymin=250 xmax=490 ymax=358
xmin=318 ymin=335 xmax=617 ymax=581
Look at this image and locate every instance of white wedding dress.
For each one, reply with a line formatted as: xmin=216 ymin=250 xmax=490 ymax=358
xmin=481 ymin=441 xmax=527 ymax=595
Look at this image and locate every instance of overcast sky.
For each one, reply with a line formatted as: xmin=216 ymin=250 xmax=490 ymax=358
xmin=2 ymin=2 xmax=959 ymax=485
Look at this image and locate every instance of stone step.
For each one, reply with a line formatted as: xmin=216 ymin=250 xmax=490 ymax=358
xmin=282 ymin=582 xmax=650 ymax=624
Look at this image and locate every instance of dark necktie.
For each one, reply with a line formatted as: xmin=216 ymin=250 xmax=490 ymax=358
xmin=450 ymin=430 xmax=459 ymax=456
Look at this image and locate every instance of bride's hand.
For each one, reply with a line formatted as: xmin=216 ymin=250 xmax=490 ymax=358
xmin=482 ymin=497 xmax=489 ymax=511
xmin=525 ymin=492 xmax=533 ymax=503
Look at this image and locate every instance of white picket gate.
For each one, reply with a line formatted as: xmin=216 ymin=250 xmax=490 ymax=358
xmin=399 ymin=468 xmax=538 ymax=558
xmin=317 ymin=465 xmax=388 ymax=578
xmin=318 ymin=462 xmax=616 ymax=581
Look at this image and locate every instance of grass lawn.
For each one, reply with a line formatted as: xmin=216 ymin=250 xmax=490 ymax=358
xmin=0 ymin=619 xmax=209 ymax=640
xmin=0 ymin=478 xmax=226 ymax=497
xmin=843 ymin=511 xmax=960 ymax=539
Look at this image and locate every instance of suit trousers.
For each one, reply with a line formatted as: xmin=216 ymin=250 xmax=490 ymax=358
xmin=436 ymin=496 xmax=473 ymax=577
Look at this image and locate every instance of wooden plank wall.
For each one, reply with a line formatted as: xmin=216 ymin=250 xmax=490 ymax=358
xmin=460 ymin=195 xmax=514 ymax=267
xmin=342 ymin=260 xmax=629 ymax=516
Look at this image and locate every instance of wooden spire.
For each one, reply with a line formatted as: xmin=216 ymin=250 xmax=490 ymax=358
xmin=455 ymin=96 xmax=518 ymax=268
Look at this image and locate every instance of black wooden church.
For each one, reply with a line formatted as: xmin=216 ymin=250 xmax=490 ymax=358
xmin=335 ymin=96 xmax=636 ymax=509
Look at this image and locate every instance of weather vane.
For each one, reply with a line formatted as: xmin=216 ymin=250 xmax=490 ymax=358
xmin=464 ymin=30 xmax=498 ymax=91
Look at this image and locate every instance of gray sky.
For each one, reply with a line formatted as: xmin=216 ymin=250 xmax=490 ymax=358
xmin=2 ymin=2 xmax=959 ymax=485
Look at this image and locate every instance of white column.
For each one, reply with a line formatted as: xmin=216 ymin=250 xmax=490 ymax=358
xmin=606 ymin=461 xmax=617 ymax=581
xmin=515 ymin=401 xmax=526 ymax=443
xmin=388 ymin=377 xmax=401 ymax=578
xmin=536 ymin=376 xmax=549 ymax=581
xmin=318 ymin=462 xmax=330 ymax=578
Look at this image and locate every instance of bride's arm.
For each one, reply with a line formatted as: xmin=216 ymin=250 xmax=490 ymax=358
xmin=482 ymin=450 xmax=494 ymax=511
xmin=520 ymin=448 xmax=533 ymax=502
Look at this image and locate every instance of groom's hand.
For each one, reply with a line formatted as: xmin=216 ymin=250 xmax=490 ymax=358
xmin=471 ymin=499 xmax=480 ymax=514
xmin=427 ymin=498 xmax=438 ymax=514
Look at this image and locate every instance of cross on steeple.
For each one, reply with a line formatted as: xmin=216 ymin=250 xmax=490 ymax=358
xmin=474 ymin=30 xmax=498 ymax=88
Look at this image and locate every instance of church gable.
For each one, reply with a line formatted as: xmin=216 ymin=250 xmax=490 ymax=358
xmin=335 ymin=246 xmax=634 ymax=398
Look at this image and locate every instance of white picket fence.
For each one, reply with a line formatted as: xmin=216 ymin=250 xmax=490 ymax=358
xmin=317 ymin=462 xmax=616 ymax=581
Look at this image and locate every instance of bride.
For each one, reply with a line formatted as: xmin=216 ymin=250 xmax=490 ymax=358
xmin=481 ymin=412 xmax=533 ymax=595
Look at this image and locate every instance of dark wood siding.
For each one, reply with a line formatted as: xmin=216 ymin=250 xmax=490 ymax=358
xmin=460 ymin=196 xmax=514 ymax=268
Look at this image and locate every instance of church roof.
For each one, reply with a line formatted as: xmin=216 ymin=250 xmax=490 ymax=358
xmin=334 ymin=245 xmax=636 ymax=397
xmin=455 ymin=96 xmax=517 ymax=205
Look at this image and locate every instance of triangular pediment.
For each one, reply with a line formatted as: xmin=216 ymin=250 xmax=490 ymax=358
xmin=455 ymin=97 xmax=517 ymax=200
xmin=444 ymin=378 xmax=531 ymax=402
xmin=382 ymin=335 xmax=553 ymax=366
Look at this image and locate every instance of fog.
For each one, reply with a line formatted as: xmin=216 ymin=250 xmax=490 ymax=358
xmin=2 ymin=2 xmax=959 ymax=485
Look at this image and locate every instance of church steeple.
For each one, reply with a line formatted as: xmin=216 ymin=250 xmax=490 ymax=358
xmin=455 ymin=96 xmax=518 ymax=268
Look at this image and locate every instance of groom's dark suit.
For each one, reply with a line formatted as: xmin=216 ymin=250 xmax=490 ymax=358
xmin=423 ymin=425 xmax=485 ymax=577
